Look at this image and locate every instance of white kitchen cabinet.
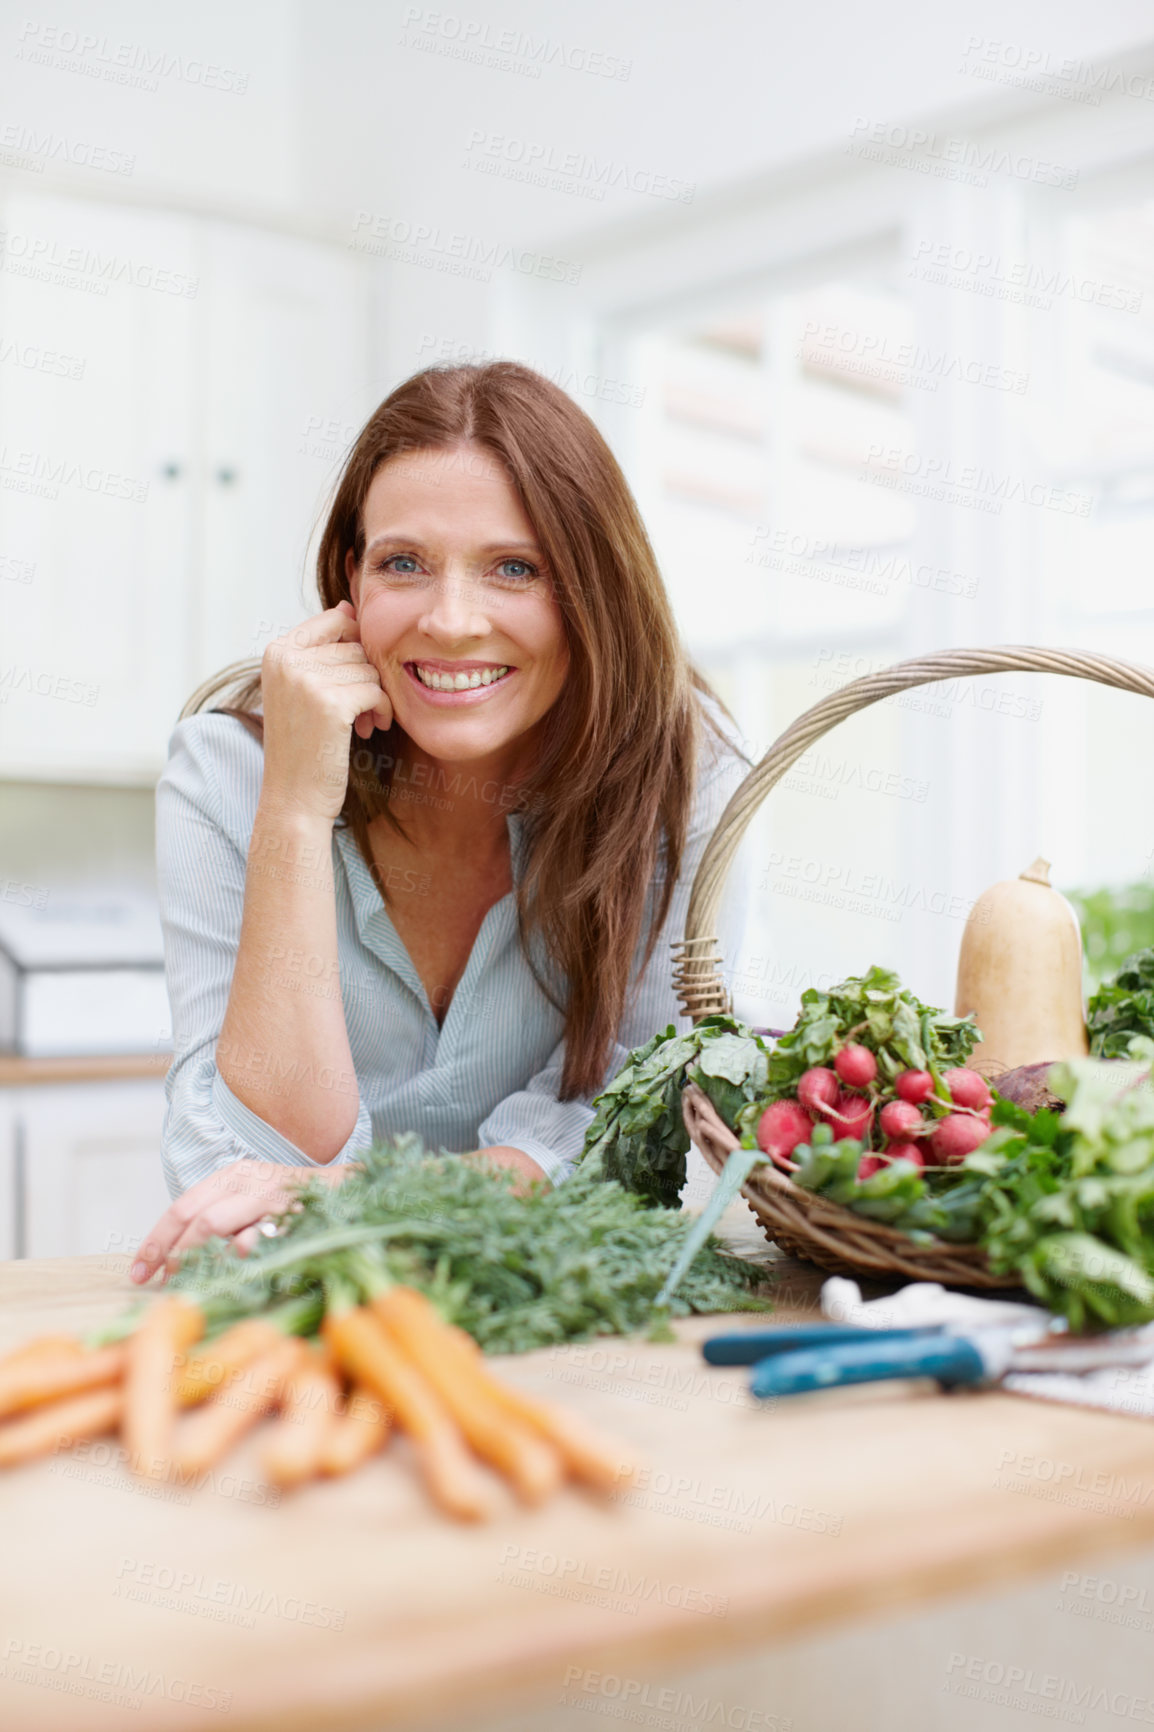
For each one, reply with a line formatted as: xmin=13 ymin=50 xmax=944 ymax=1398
xmin=195 ymin=222 xmax=373 ymax=684
xmin=0 ymin=193 xmax=198 ymax=782
xmin=17 ymin=1077 xmax=170 ymax=1261
xmin=0 ymin=190 xmax=373 ymax=783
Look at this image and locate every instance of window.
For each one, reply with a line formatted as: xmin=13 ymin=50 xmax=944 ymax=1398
xmin=602 ymin=155 xmax=1154 ymax=1029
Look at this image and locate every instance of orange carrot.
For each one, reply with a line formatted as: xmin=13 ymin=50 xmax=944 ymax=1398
xmin=395 ymin=1314 xmax=638 ymax=1492
xmin=323 ymin=1306 xmax=497 ymax=1522
xmin=259 ymin=1342 xmax=343 ymax=1489
xmin=0 ymin=1385 xmax=122 ymax=1468
xmin=174 ymin=1317 xmax=284 ymax=1407
xmin=0 ymin=1334 xmax=84 ymax=1371
xmin=480 ymin=1379 xmax=638 ymax=1492
xmin=317 ymin=1384 xmax=391 ymax=1477
xmin=371 ymin=1288 xmax=563 ymax=1506
xmin=122 ymin=1294 xmax=205 ymax=1478
xmin=171 ymin=1336 xmax=303 ymax=1476
xmin=0 ymin=1341 xmax=126 ymax=1421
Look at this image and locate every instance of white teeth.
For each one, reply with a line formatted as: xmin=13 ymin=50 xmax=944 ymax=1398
xmin=413 ymin=663 xmax=509 ymax=692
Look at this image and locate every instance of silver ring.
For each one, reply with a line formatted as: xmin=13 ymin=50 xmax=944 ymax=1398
xmin=257 ymin=1215 xmax=281 ymax=1238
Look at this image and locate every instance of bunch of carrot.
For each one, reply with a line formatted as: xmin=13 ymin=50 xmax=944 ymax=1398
xmin=0 ymin=1279 xmax=637 ymax=1521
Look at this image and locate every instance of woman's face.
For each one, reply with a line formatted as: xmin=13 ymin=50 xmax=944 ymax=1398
xmin=347 ymin=441 xmax=570 ymax=771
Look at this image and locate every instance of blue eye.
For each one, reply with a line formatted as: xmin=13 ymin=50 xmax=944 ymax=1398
xmin=379 ymin=554 xmax=421 ymax=575
xmin=496 ymin=558 xmax=536 ymax=579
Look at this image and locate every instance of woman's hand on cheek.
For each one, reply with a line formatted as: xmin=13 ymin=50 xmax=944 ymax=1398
xmin=336 ymin=599 xmax=394 ymax=741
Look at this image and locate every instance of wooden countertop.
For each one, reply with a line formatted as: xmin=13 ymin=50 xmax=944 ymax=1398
xmin=3 ymin=1208 xmax=1154 ymax=1732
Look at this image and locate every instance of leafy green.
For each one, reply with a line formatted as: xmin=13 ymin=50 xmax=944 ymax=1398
xmin=170 ymin=1131 xmax=769 ymax=1353
xmin=1087 ymin=948 xmax=1154 ymax=1059
xmin=779 ymin=1060 xmax=1154 ymax=1329
xmin=579 ymin=1015 xmax=770 ymax=1206
xmin=748 ymin=965 xmax=980 ymax=1115
xmin=1068 ymin=883 xmax=1154 ymax=993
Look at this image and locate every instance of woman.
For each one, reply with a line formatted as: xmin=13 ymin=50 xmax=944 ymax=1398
xmin=131 ymin=362 xmax=751 ymax=1283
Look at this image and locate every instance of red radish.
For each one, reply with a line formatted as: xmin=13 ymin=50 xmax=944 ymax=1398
xmin=857 ymin=1154 xmax=886 ymax=1180
xmin=895 ymin=1070 xmax=934 ymax=1105
xmin=798 ymin=1067 xmax=840 ymax=1116
xmin=756 ymin=1101 xmax=814 ymax=1168
xmin=883 ymin=1140 xmax=924 ymax=1170
xmin=929 ymin=1114 xmax=992 ymax=1165
xmin=879 ymin=1100 xmax=924 ymax=1141
xmin=943 ymin=1068 xmax=992 ymax=1112
xmin=833 ymin=1091 xmax=873 ymax=1142
xmin=834 ymin=1044 xmax=877 ymax=1088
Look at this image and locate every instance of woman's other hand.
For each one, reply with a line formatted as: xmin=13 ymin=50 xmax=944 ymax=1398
xmin=129 ymin=1159 xmax=354 ymax=1284
xmin=259 ymin=600 xmax=393 ymax=824
xmin=459 ymin=1145 xmax=548 ymax=1196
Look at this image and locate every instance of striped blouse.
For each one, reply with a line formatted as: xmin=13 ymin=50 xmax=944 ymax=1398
xmin=155 ymin=696 xmax=751 ymax=1198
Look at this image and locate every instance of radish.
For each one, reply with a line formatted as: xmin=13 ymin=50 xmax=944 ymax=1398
xmin=884 ymin=1140 xmax=924 ymax=1170
xmin=943 ymin=1068 xmax=992 ymax=1112
xmin=834 ymin=1044 xmax=877 ymax=1088
xmin=929 ymin=1113 xmax=992 ymax=1165
xmin=833 ymin=1090 xmax=873 ymax=1142
xmin=894 ymin=1069 xmax=934 ymax=1105
xmin=857 ymin=1154 xmax=886 ymax=1180
xmin=756 ymin=1100 xmax=814 ymax=1168
xmin=797 ymin=1067 xmax=840 ymax=1116
xmin=879 ymin=1099 xmax=923 ymax=1141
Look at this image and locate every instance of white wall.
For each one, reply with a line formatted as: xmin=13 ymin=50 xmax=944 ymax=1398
xmin=6 ymin=1 xmax=1154 ymax=371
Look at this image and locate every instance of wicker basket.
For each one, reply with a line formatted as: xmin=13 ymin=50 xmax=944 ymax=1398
xmin=671 ymin=645 xmax=1154 ymax=1284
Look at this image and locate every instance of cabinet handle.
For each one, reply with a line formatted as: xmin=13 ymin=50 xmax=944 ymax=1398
xmin=160 ymin=461 xmax=183 ymax=481
xmin=215 ymin=466 xmax=239 ymax=486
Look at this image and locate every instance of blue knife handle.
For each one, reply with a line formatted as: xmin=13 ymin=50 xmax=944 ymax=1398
xmin=702 ymin=1326 xmax=935 ymax=1365
xmin=749 ymin=1334 xmax=987 ymax=1399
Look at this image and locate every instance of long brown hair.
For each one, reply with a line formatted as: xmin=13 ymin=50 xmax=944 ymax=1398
xmin=181 ymin=363 xmax=749 ymax=1098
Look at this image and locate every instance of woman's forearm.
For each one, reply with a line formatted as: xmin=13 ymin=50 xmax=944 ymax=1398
xmin=216 ymin=801 xmax=359 ymax=1162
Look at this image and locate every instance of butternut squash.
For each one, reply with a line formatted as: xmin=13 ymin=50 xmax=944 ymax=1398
xmin=955 ymin=857 xmax=1088 ymax=1078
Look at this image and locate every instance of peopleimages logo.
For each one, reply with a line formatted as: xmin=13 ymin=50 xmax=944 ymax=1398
xmin=0 ymin=121 xmax=134 ymax=175
xmin=463 ymin=130 xmax=695 ymax=203
xmin=847 ymin=118 xmax=1079 ymax=189
xmin=0 ymin=1636 xmax=231 ymax=1713
xmin=349 ymin=211 xmax=582 ymax=285
xmin=15 ymin=21 xmax=249 ymax=93
xmin=0 ymin=227 xmax=199 ymax=297
xmin=908 ymin=237 xmax=1142 ymax=313
xmin=0 ymin=445 xmax=148 ymax=503
xmin=399 ymin=8 xmax=632 ymax=80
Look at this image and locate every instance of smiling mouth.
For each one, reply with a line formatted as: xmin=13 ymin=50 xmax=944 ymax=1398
xmin=404 ymin=661 xmax=516 ymax=695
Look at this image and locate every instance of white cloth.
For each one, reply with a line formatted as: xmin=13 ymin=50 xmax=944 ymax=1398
xmin=820 ymin=1277 xmax=1154 ymax=1418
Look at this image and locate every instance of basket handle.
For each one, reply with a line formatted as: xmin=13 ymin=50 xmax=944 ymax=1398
xmin=670 ymin=644 xmax=1154 ymax=1022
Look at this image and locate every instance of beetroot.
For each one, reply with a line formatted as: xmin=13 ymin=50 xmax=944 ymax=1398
xmin=834 ymin=1044 xmax=877 ymax=1088
xmin=884 ymin=1140 xmax=925 ymax=1170
xmin=929 ymin=1113 xmax=992 ymax=1165
xmin=798 ymin=1067 xmax=840 ymax=1116
xmin=988 ymin=1062 xmax=1065 ymax=1115
xmin=895 ymin=1069 xmax=934 ymax=1105
xmin=833 ymin=1090 xmax=874 ymax=1142
xmin=943 ymin=1067 xmax=992 ymax=1112
xmin=879 ymin=1099 xmax=923 ymax=1141
xmin=756 ymin=1100 xmax=814 ymax=1167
